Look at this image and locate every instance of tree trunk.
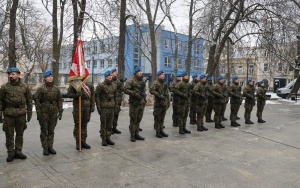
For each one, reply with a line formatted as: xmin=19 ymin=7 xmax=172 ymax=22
xmin=185 ymin=0 xmax=194 ymax=78
xmin=118 ymin=0 xmax=126 ymax=76
xmin=8 ymin=0 xmax=19 ymax=68
xmin=72 ymin=0 xmax=86 ymax=57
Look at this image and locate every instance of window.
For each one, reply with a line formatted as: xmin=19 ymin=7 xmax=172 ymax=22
xmin=264 ymin=63 xmax=269 ymax=71
xmin=165 ymin=39 xmax=171 ymax=50
xmin=194 ymin=60 xmax=199 ymax=69
xmin=289 ymin=64 xmax=293 ymax=71
xmin=278 ymin=63 xmax=283 ymax=71
xmin=238 ymin=65 xmax=243 ymax=74
xmin=164 ymin=56 xmax=171 ymax=67
xmin=93 ymin=59 xmax=97 ymax=68
xmin=93 ymin=44 xmax=97 ymax=53
xmin=249 ymin=65 xmax=254 ymax=74
xmin=85 ymin=47 xmax=91 ymax=54
xmin=221 ymin=66 xmax=226 ymax=74
xmin=177 ymin=58 xmax=182 ymax=68
xmin=177 ymin=41 xmax=182 ymax=51
xmin=108 ymin=59 xmax=113 ymax=67
xmin=230 ymin=65 xmax=235 ymax=74
xmin=194 ymin=43 xmax=200 ymax=54
xmin=100 ymin=59 xmax=104 ymax=68
xmin=86 ymin=60 xmax=90 ymax=68
xmin=100 ymin=41 xmax=105 ymax=53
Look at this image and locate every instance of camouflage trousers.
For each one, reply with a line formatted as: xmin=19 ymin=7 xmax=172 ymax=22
xmin=38 ymin=109 xmax=58 ymax=148
xmin=256 ymin=103 xmax=265 ymax=119
xmin=196 ymin=104 xmax=207 ymax=127
xmin=178 ymin=102 xmax=189 ymax=128
xmin=189 ymin=100 xmax=197 ymax=122
xmin=213 ymin=103 xmax=222 ymax=124
xmin=3 ymin=114 xmax=26 ymax=155
xmin=205 ymin=100 xmax=213 ymax=120
xmin=221 ymin=102 xmax=228 ymax=118
xmin=172 ymin=102 xmax=180 ymax=126
xmin=73 ymin=107 xmax=91 ymax=142
xmin=153 ymin=105 xmax=167 ymax=131
xmin=244 ymin=103 xmax=254 ymax=121
xmin=129 ymin=104 xmax=145 ymax=135
xmin=100 ymin=107 xmax=114 ymax=139
xmin=113 ymin=105 xmax=121 ymax=129
xmin=230 ymin=103 xmax=241 ymax=122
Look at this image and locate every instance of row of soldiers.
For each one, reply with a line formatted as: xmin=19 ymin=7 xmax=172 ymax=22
xmin=0 ymin=66 xmax=266 ymax=163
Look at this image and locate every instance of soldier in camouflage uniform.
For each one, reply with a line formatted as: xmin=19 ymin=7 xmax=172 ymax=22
xmin=205 ymin=77 xmax=214 ymax=122
xmin=193 ymin=74 xmax=209 ymax=131
xmin=95 ymin=70 xmax=117 ymax=146
xmin=211 ymin=75 xmax=225 ymax=129
xmin=220 ymin=79 xmax=229 ymax=121
xmin=173 ymin=71 xmax=191 ymax=134
xmin=149 ymin=70 xmax=170 ymax=138
xmin=67 ymin=81 xmax=95 ymax=150
xmin=229 ymin=76 xmax=242 ymax=127
xmin=124 ymin=67 xmax=146 ymax=142
xmin=243 ymin=78 xmax=255 ymax=124
xmin=34 ymin=70 xmax=63 ymax=155
xmin=256 ymin=80 xmax=266 ymax=123
xmin=189 ymin=74 xmax=198 ymax=125
xmin=111 ymin=68 xmax=124 ymax=134
xmin=169 ymin=72 xmax=182 ymax=127
xmin=0 ymin=67 xmax=32 ymax=162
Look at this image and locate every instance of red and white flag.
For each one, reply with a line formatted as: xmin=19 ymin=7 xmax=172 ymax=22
xmin=68 ymin=39 xmax=90 ymax=92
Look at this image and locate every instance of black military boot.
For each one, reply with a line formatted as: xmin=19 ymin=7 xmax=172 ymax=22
xmin=245 ymin=120 xmax=254 ymax=124
xmin=173 ymin=123 xmax=178 ymax=127
xmin=139 ymin=128 xmax=143 ymax=131
xmin=6 ymin=154 xmax=14 ymax=162
xmin=43 ymin=147 xmax=49 ymax=155
xmin=160 ymin=130 xmax=169 ymax=137
xmin=206 ymin=119 xmax=214 ymax=123
xmin=102 ymin=138 xmax=108 ymax=146
xmin=130 ymin=133 xmax=136 ymax=142
xmin=235 ymin=122 xmax=241 ymax=126
xmin=220 ymin=124 xmax=225 ymax=128
xmin=15 ymin=153 xmax=27 ymax=160
xmin=197 ymin=125 xmax=204 ymax=131
xmin=231 ymin=122 xmax=237 ymax=127
xmin=179 ymin=127 xmax=185 ymax=134
xmin=201 ymin=125 xmax=208 ymax=131
xmin=236 ymin=116 xmax=241 ymax=120
xmin=190 ymin=119 xmax=196 ymax=125
xmin=48 ymin=147 xmax=57 ymax=155
xmin=258 ymin=119 xmax=266 ymax=123
xmin=82 ymin=142 xmax=91 ymax=149
xmin=215 ymin=124 xmax=221 ymax=129
xmin=106 ymin=138 xmax=115 ymax=145
xmin=135 ymin=134 xmax=145 ymax=140
xmin=183 ymin=127 xmax=191 ymax=134
xmin=222 ymin=117 xmax=228 ymax=121
xmin=156 ymin=131 xmax=163 ymax=138
xmin=113 ymin=127 xmax=121 ymax=134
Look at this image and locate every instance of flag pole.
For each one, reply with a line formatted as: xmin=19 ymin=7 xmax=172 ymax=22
xmin=78 ymin=95 xmax=82 ymax=151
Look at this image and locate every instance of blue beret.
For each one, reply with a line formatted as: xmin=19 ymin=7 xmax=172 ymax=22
xmin=207 ymin=77 xmax=212 ymax=81
xmin=247 ymin=78 xmax=253 ymax=84
xmin=181 ymin=71 xmax=187 ymax=76
xmin=157 ymin=70 xmax=164 ymax=76
xmin=258 ymin=80 xmax=264 ymax=85
xmin=111 ymin=68 xmax=117 ymax=73
xmin=133 ymin=66 xmax=142 ymax=75
xmin=217 ymin=75 xmax=224 ymax=81
xmin=7 ymin=67 xmax=20 ymax=74
xmin=176 ymin=72 xmax=182 ymax=77
xmin=104 ymin=70 xmax=111 ymax=78
xmin=192 ymin=73 xmax=198 ymax=78
xmin=44 ymin=70 xmax=52 ymax=78
xmin=199 ymin=74 xmax=207 ymax=79
xmin=232 ymin=75 xmax=239 ymax=81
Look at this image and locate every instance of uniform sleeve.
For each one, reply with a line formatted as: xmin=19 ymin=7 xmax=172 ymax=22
xmin=173 ymin=83 xmax=187 ymax=98
xmin=0 ymin=87 xmax=3 ymax=111
xmin=95 ymin=84 xmax=102 ymax=111
xmin=66 ymin=86 xmax=78 ymax=98
xmin=34 ymin=87 xmax=42 ymax=114
xmin=57 ymin=88 xmax=63 ymax=112
xmin=256 ymin=88 xmax=265 ymax=100
xmin=26 ymin=85 xmax=33 ymax=114
xmin=149 ymin=82 xmax=161 ymax=98
xmin=243 ymin=87 xmax=254 ymax=99
xmin=211 ymin=85 xmax=223 ymax=98
xmin=124 ymin=80 xmax=134 ymax=96
xmin=193 ymin=84 xmax=205 ymax=98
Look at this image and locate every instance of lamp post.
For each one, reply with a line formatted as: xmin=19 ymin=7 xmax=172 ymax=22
xmin=246 ymin=57 xmax=250 ymax=82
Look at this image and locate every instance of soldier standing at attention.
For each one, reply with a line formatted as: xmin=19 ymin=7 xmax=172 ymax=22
xmin=67 ymin=80 xmax=95 ymax=150
xmin=95 ymin=70 xmax=117 ymax=146
xmin=0 ymin=67 xmax=32 ymax=162
xmin=243 ymin=78 xmax=255 ymax=124
xmin=256 ymin=80 xmax=266 ymax=123
xmin=173 ymin=71 xmax=191 ymax=134
xmin=189 ymin=73 xmax=198 ymax=125
xmin=220 ymin=79 xmax=229 ymax=121
xmin=111 ymin=68 xmax=123 ymax=134
xmin=124 ymin=67 xmax=146 ymax=142
xmin=193 ymin=74 xmax=209 ymax=131
xmin=212 ymin=75 xmax=225 ymax=129
xmin=205 ymin=77 xmax=214 ymax=123
xmin=34 ymin=70 xmax=63 ymax=155
xmin=149 ymin=70 xmax=170 ymax=138
xmin=169 ymin=72 xmax=182 ymax=127
xmin=229 ymin=76 xmax=242 ymax=127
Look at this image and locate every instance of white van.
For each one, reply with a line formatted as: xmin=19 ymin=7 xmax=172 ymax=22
xmin=276 ymin=79 xmax=300 ymax=99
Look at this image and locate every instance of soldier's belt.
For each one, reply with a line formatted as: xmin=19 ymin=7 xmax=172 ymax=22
xmin=6 ymin=104 xmax=25 ymax=108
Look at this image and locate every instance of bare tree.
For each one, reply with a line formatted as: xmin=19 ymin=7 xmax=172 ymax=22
xmin=8 ymin=0 xmax=19 ymax=68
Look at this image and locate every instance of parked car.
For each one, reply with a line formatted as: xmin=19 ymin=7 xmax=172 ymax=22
xmin=276 ymin=79 xmax=300 ymax=99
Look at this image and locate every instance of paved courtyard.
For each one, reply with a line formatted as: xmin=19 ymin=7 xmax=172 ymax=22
xmin=0 ymin=99 xmax=300 ymax=188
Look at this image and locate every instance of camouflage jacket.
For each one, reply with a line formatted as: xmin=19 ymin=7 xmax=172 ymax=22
xmin=0 ymin=80 xmax=32 ymax=117
xmin=124 ymin=76 xmax=147 ymax=106
xmin=193 ymin=82 xmax=208 ymax=105
xmin=112 ymin=77 xmax=124 ymax=106
xmin=169 ymin=79 xmax=181 ymax=104
xmin=222 ymin=85 xmax=230 ymax=103
xmin=67 ymin=82 xmax=95 ymax=108
xmin=256 ymin=86 xmax=266 ymax=104
xmin=212 ymin=83 xmax=224 ymax=104
xmin=229 ymin=83 xmax=242 ymax=104
xmin=189 ymin=80 xmax=198 ymax=102
xmin=206 ymin=82 xmax=214 ymax=102
xmin=173 ymin=79 xmax=190 ymax=105
xmin=34 ymin=82 xmax=63 ymax=114
xmin=243 ymin=85 xmax=255 ymax=105
xmin=149 ymin=79 xmax=170 ymax=107
xmin=95 ymin=80 xmax=117 ymax=109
